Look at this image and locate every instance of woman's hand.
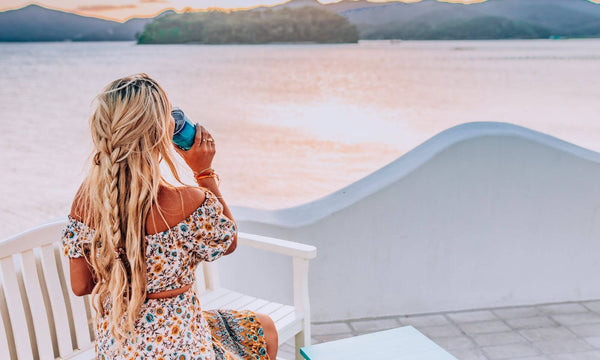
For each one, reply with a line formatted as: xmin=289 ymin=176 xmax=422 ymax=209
xmin=174 ymin=124 xmax=215 ymax=174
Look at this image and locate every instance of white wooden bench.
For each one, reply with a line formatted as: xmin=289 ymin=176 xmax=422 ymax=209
xmin=0 ymin=219 xmax=317 ymax=360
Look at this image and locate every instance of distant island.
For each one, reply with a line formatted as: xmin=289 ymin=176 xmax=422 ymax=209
xmin=137 ymin=7 xmax=358 ymax=44
xmin=2 ymin=0 xmax=600 ymax=42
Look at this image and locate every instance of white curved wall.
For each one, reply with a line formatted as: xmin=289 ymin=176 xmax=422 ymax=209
xmin=218 ymin=121 xmax=600 ymax=322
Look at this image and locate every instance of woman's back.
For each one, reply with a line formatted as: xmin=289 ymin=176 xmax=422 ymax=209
xmin=61 ymin=185 xmax=272 ymax=359
xmin=63 ymin=185 xmax=236 ymax=295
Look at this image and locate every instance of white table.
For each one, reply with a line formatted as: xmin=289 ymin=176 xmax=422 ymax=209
xmin=299 ymin=325 xmax=458 ymax=360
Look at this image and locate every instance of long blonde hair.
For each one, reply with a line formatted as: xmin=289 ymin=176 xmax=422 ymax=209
xmin=79 ymin=73 xmax=181 ymax=342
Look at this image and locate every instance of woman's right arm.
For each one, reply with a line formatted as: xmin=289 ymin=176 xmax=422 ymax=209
xmin=195 ymin=176 xmax=237 ymax=255
xmin=69 ymin=258 xmax=96 ymax=296
xmin=65 ymin=184 xmax=97 ymax=296
xmin=175 ymin=124 xmax=238 ymax=256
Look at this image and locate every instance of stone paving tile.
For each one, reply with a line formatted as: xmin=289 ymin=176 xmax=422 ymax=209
xmin=532 ymin=339 xmax=593 ymax=355
xmin=430 ymin=335 xmax=475 ymax=350
xmin=307 ymin=299 xmax=600 ymax=359
xmin=348 ymin=317 xmax=400 ymax=334
xmin=459 ymin=320 xmax=512 ymax=335
xmin=398 ymin=313 xmax=450 ymax=327
xmin=519 ymin=327 xmax=577 ymax=342
xmin=537 ymin=303 xmax=591 ymax=315
xmin=552 ymin=313 xmax=600 ymax=326
xmin=447 ymin=310 xmax=499 ymax=323
xmin=418 ymin=324 xmax=464 ymax=338
xmin=567 ymin=323 xmax=600 ymax=337
xmin=585 ymin=337 xmax=600 ymax=349
xmin=448 ymin=347 xmax=489 ymax=360
xmin=548 ymin=351 xmax=600 ymax=360
xmin=310 ymin=322 xmax=353 ymax=336
xmin=481 ymin=343 xmax=541 ymax=359
xmin=493 ymin=306 xmax=542 ymax=320
xmin=471 ymin=331 xmax=528 ymax=347
xmin=506 ymin=316 xmax=558 ymax=330
xmin=583 ymin=301 xmax=600 ymax=313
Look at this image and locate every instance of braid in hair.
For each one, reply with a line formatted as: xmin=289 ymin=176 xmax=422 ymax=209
xmin=83 ymin=74 xmax=182 ymax=345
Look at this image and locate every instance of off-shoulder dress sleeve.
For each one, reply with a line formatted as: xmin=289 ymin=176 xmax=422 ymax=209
xmin=188 ymin=189 xmax=237 ymax=262
xmin=60 ymin=216 xmax=93 ymax=258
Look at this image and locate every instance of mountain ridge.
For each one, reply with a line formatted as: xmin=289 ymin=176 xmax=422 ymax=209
xmin=0 ymin=4 xmax=175 ymax=41
xmin=3 ymin=0 xmax=600 ymax=42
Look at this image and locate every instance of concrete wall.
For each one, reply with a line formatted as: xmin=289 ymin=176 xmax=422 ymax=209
xmin=217 ymin=121 xmax=600 ymax=322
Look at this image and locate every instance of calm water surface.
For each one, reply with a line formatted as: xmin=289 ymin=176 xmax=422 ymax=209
xmin=1 ymin=39 xmax=600 ymax=238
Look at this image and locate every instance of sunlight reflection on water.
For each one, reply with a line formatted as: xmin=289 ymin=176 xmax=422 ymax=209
xmin=254 ymin=98 xmax=420 ymax=146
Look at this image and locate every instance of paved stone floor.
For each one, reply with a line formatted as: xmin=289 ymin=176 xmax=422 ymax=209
xmin=277 ymin=299 xmax=600 ymax=360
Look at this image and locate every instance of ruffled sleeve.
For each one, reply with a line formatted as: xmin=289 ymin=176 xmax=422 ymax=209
xmin=188 ymin=189 xmax=237 ymax=262
xmin=61 ymin=216 xmax=94 ymax=258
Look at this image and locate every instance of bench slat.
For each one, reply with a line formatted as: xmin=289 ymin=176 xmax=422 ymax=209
xmin=195 ymin=266 xmax=208 ymax=295
xmin=275 ymin=310 xmax=301 ymax=331
xmin=224 ymin=294 xmax=257 ymax=310
xmin=255 ymin=301 xmax=286 ymax=317
xmin=0 ymin=291 xmax=13 ymax=359
xmin=59 ymin=248 xmax=94 ymax=350
xmin=243 ymin=298 xmax=270 ymax=312
xmin=0 ymin=256 xmax=34 ymax=360
xmin=204 ymin=291 xmax=244 ymax=310
xmin=40 ymin=244 xmax=74 ymax=357
xmin=276 ymin=311 xmax=303 ymax=346
xmin=21 ymin=250 xmax=55 ymax=360
xmin=197 ymin=287 xmax=229 ymax=305
xmin=270 ymin=305 xmax=296 ymax=323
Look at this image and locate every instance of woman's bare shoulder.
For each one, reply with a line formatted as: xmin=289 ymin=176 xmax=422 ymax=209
xmin=172 ymin=185 xmax=208 ymax=207
xmin=147 ymin=185 xmax=208 ymax=234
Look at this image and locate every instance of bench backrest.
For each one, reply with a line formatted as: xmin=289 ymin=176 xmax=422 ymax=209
xmin=0 ymin=219 xmax=218 ymax=360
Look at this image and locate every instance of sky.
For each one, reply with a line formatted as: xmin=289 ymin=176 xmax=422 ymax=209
xmin=0 ymin=0 xmax=481 ymax=21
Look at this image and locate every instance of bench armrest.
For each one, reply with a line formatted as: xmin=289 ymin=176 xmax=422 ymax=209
xmin=237 ymin=231 xmax=317 ymax=260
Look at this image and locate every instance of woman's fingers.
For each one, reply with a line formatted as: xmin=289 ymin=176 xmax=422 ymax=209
xmin=198 ymin=125 xmax=215 ymax=149
xmin=194 ymin=123 xmax=203 ymax=146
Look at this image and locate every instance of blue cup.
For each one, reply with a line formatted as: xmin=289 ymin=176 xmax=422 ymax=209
xmin=171 ymin=107 xmax=196 ymax=151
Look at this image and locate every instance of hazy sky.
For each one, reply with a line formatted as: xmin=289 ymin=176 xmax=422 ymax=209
xmin=1 ymin=0 xmax=481 ymax=21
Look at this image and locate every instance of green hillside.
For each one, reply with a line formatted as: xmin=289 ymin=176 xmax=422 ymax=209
xmin=137 ymin=7 xmax=359 ymax=44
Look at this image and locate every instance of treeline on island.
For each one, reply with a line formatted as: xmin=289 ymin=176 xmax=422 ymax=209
xmin=137 ymin=7 xmax=359 ymax=44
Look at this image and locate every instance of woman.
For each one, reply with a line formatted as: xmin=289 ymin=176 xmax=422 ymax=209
xmin=60 ymin=73 xmax=278 ymax=359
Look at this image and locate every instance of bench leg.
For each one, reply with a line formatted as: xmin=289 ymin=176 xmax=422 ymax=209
xmin=294 ymin=325 xmax=310 ymax=360
xmin=293 ymin=258 xmax=312 ymax=360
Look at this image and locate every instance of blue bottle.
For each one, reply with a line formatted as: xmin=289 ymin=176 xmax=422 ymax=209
xmin=171 ymin=107 xmax=196 ymax=151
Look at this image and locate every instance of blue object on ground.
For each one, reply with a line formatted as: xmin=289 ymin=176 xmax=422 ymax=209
xmin=299 ymin=325 xmax=458 ymax=360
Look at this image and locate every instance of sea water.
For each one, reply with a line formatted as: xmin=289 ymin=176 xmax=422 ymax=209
xmin=1 ymin=39 xmax=599 ymax=238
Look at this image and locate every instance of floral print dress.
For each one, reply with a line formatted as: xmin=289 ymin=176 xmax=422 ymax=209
xmin=61 ymin=189 xmax=270 ymax=360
